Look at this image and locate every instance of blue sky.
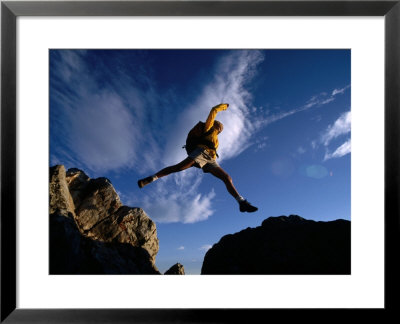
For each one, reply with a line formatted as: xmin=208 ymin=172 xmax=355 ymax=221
xmin=50 ymin=49 xmax=351 ymax=274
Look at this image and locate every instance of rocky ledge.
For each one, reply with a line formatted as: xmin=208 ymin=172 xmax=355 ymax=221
xmin=50 ymin=165 xmax=160 ymax=274
xmin=164 ymin=263 xmax=185 ymax=275
xmin=201 ymin=215 xmax=350 ymax=275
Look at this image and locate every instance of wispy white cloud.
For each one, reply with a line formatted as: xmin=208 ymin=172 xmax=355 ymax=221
xmin=140 ymin=169 xmax=217 ymax=224
xmin=51 ymin=50 xmax=163 ymax=174
xmin=199 ymin=244 xmax=212 ymax=251
xmin=253 ymin=87 xmax=349 ymax=130
xmin=303 ymin=93 xmax=334 ymax=109
xmin=324 ymin=138 xmax=351 ymax=161
xmin=332 ymin=85 xmax=350 ymax=96
xmin=321 ymin=111 xmax=351 ymax=146
xmin=63 ymin=92 xmax=138 ymax=172
xmin=178 ymin=246 xmax=185 ymax=250
xmin=311 ymin=140 xmax=318 ymax=150
xmin=318 ymin=111 xmax=351 ymax=161
xmin=142 ymin=186 xmax=216 ymax=224
xmin=253 ymin=136 xmax=269 ymax=153
xmin=297 ymin=146 xmax=306 ymax=155
xmin=256 ymin=142 xmax=267 ymax=151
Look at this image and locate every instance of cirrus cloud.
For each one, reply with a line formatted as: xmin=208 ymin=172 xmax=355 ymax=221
xmin=324 ymin=138 xmax=351 ymax=161
xmin=321 ymin=111 xmax=351 ymax=146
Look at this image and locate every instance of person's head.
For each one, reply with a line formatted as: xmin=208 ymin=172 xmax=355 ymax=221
xmin=214 ymin=120 xmax=224 ymax=134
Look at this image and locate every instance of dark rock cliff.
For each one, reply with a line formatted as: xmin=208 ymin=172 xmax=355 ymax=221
xmin=201 ymin=215 xmax=350 ymax=275
xmin=49 ymin=165 xmax=160 ymax=274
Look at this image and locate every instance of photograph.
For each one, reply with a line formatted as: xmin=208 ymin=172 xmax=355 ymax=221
xmin=2 ymin=0 xmax=399 ymax=320
xmin=49 ymin=49 xmax=351 ymax=275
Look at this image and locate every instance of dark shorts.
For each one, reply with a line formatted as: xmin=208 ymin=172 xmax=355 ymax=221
xmin=188 ymin=147 xmax=220 ymax=173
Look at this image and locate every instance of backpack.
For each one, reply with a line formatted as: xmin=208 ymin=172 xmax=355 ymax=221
xmin=183 ymin=121 xmax=217 ymax=156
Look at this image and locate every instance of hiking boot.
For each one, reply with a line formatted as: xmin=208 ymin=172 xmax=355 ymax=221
xmin=138 ymin=176 xmax=154 ymax=188
xmin=239 ymin=200 xmax=258 ymax=213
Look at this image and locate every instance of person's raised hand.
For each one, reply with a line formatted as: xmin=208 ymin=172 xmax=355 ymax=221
xmin=213 ymin=103 xmax=229 ymax=110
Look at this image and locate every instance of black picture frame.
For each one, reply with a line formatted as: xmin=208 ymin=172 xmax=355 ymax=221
xmin=1 ymin=0 xmax=399 ymax=322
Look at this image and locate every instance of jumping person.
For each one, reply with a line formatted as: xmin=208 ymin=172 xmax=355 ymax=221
xmin=138 ymin=103 xmax=258 ymax=213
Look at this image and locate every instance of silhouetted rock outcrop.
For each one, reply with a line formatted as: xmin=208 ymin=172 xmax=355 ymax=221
xmin=164 ymin=263 xmax=185 ymax=275
xmin=50 ymin=165 xmax=160 ymax=274
xmin=201 ymin=215 xmax=350 ymax=274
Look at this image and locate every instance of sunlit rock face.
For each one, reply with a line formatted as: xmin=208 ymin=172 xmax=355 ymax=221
xmin=49 ymin=165 xmax=160 ymax=274
xmin=164 ymin=263 xmax=185 ymax=275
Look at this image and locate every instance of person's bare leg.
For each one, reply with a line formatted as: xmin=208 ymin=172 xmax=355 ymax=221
xmin=138 ymin=157 xmax=196 ymax=188
xmin=207 ymin=166 xmax=258 ymax=212
xmin=206 ymin=166 xmax=240 ymax=199
xmin=156 ymin=157 xmax=196 ymax=178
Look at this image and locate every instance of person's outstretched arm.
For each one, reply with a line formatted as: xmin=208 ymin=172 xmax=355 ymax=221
xmin=204 ymin=103 xmax=229 ymax=132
